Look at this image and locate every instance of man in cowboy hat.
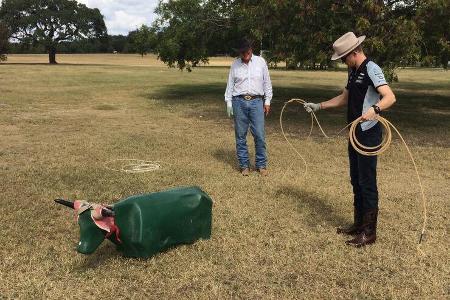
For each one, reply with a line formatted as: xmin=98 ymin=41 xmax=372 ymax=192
xmin=224 ymin=37 xmax=273 ymax=176
xmin=303 ymin=32 xmax=396 ymax=247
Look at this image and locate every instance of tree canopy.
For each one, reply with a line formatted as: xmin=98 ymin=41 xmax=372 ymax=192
xmin=0 ymin=0 xmax=107 ymax=63
xmin=416 ymin=0 xmax=449 ymax=69
xmin=150 ymin=0 xmax=448 ymax=77
xmin=152 ymin=0 xmax=241 ymax=71
xmin=128 ymin=25 xmax=156 ymax=57
xmin=2 ymin=0 xmax=448 ymax=73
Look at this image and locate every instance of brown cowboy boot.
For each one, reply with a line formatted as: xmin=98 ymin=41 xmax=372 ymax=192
xmin=337 ymin=207 xmax=363 ymax=235
xmin=346 ymin=209 xmax=378 ymax=247
xmin=241 ymin=168 xmax=250 ymax=176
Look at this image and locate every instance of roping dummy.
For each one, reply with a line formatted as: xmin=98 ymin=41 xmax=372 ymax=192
xmin=55 ymin=186 xmax=213 ymax=258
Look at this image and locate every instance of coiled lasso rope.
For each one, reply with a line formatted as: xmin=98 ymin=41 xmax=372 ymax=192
xmin=280 ymin=98 xmax=427 ymax=246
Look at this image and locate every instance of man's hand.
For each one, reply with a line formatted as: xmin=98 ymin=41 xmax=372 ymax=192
xmin=361 ymin=107 xmax=377 ymax=121
xmin=264 ymin=105 xmax=270 ymax=116
xmin=303 ymin=102 xmax=321 ymax=113
xmin=227 ymin=105 xmax=233 ymax=118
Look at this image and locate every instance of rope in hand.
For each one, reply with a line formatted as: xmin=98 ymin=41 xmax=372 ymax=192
xmin=280 ymin=98 xmax=427 ymax=246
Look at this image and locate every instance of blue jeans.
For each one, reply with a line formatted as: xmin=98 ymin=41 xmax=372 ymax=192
xmin=232 ymin=96 xmax=267 ymax=169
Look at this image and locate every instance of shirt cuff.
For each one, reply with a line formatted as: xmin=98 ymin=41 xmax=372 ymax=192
xmin=264 ymin=99 xmax=271 ymax=106
xmin=225 ymin=100 xmax=232 ymax=108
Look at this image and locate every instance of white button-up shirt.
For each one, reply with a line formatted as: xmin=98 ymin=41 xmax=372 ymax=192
xmin=224 ymin=54 xmax=273 ymax=107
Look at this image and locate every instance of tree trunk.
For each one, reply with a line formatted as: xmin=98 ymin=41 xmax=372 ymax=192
xmin=48 ymin=46 xmax=57 ymax=64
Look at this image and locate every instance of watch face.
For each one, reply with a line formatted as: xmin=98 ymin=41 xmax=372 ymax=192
xmin=372 ymin=105 xmax=380 ymax=114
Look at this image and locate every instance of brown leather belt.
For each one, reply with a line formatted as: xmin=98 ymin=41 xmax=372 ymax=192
xmin=239 ymin=95 xmax=263 ymax=100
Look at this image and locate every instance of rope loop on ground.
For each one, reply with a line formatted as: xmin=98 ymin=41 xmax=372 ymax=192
xmin=104 ymin=159 xmax=162 ymax=173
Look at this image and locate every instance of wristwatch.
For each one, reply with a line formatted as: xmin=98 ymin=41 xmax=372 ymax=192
xmin=372 ymin=105 xmax=381 ymax=114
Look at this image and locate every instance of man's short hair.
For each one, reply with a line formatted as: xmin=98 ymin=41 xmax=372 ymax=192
xmin=354 ymin=45 xmax=363 ymax=53
xmin=237 ymin=38 xmax=253 ymax=53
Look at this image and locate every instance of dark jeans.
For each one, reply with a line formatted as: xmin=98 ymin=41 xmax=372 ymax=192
xmin=348 ymin=123 xmax=382 ymax=213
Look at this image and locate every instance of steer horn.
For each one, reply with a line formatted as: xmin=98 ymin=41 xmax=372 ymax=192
xmin=54 ymin=198 xmax=75 ymax=209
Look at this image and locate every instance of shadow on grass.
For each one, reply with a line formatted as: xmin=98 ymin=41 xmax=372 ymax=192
xmin=147 ymin=81 xmax=450 ymax=139
xmin=73 ymin=241 xmax=196 ymax=271
xmin=146 ymin=82 xmax=345 ymax=127
xmin=275 ymin=185 xmax=348 ymax=228
xmin=147 ymin=82 xmax=339 ymax=103
xmin=213 ymin=148 xmax=237 ymax=170
xmin=72 ymin=243 xmax=118 ymax=271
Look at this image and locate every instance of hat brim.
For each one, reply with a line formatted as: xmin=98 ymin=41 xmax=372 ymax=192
xmin=331 ymin=36 xmax=366 ymax=61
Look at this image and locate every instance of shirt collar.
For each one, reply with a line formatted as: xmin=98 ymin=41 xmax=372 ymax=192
xmin=355 ymin=58 xmax=369 ymax=72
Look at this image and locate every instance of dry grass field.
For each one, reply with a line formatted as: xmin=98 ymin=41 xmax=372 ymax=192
xmin=0 ymin=54 xmax=449 ymax=299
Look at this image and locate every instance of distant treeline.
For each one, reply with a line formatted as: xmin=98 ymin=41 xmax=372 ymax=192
xmin=9 ymin=35 xmax=135 ymax=54
xmin=1 ymin=0 xmax=448 ymax=77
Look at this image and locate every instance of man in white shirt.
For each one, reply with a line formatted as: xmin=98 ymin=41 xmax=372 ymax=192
xmin=224 ymin=38 xmax=273 ymax=176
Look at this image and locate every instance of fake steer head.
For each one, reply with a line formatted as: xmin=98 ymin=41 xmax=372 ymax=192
xmin=54 ymin=199 xmax=120 ymax=254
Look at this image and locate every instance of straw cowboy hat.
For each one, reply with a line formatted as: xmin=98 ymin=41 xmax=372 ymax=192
xmin=331 ymin=32 xmax=366 ymax=60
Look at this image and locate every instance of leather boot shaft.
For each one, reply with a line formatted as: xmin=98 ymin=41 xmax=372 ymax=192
xmin=345 ymin=209 xmax=378 ymax=247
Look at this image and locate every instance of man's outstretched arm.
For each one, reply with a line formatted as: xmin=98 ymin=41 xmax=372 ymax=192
xmin=304 ymin=89 xmax=349 ymax=112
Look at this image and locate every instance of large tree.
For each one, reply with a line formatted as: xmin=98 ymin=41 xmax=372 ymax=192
xmin=152 ymin=0 xmax=238 ymax=71
xmin=0 ymin=21 xmax=7 ymax=61
xmin=237 ymin=0 xmax=421 ymax=79
xmin=416 ymin=0 xmax=449 ymax=69
xmin=0 ymin=0 xmax=107 ymax=64
xmin=128 ymin=25 xmax=156 ymax=57
xmin=342 ymin=0 xmax=421 ymax=81
xmin=152 ymin=0 xmax=437 ymax=79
